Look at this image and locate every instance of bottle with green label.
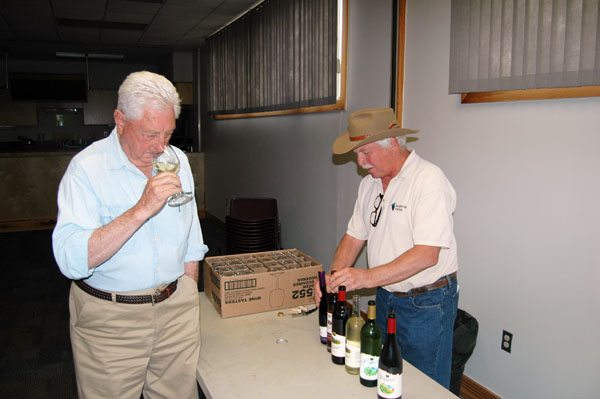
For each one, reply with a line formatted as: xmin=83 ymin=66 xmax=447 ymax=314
xmin=360 ymin=300 xmax=382 ymax=387
xmin=345 ymin=294 xmax=365 ymax=374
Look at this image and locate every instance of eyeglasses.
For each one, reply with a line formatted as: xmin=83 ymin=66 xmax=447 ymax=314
xmin=370 ymin=193 xmax=384 ymax=227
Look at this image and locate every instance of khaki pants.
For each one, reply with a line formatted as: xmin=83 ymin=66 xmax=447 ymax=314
xmin=69 ymin=275 xmax=200 ymax=399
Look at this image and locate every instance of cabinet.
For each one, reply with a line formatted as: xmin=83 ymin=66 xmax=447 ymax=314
xmin=83 ymin=89 xmax=117 ymax=125
xmin=0 ymin=90 xmax=37 ymax=126
xmin=175 ymin=82 xmax=193 ymax=105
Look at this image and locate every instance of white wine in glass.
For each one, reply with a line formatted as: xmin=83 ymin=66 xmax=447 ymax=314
xmin=152 ymin=145 xmax=193 ymax=207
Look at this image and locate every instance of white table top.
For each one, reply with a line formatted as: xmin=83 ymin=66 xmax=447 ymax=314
xmin=197 ymin=293 xmax=458 ymax=399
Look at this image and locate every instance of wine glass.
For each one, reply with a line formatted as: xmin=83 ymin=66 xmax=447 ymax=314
xmin=152 ymin=145 xmax=193 ymax=207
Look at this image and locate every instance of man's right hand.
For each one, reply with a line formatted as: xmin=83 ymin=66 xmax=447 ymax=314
xmin=313 ymin=271 xmax=333 ymax=306
xmin=135 ymin=172 xmax=183 ymax=220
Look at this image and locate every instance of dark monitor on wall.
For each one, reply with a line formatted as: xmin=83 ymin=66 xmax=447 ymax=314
xmin=9 ymin=73 xmax=87 ymax=102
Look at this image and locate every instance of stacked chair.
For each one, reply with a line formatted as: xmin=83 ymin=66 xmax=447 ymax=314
xmin=225 ymin=198 xmax=281 ymax=255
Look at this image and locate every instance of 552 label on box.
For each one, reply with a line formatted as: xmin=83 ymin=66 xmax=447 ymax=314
xmin=292 ymin=288 xmax=314 ymax=299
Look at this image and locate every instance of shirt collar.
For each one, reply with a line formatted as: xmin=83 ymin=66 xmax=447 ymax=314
xmin=384 ymin=148 xmax=419 ymax=184
xmin=105 ymin=127 xmax=142 ymax=176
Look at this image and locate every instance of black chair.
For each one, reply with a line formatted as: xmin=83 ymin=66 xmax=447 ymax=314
xmin=225 ymin=198 xmax=280 ymax=254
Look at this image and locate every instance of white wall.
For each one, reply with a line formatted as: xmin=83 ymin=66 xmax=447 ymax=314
xmin=204 ymin=0 xmax=394 ymax=265
xmin=203 ymin=0 xmax=600 ymax=397
xmin=403 ymin=1 xmax=600 ymax=398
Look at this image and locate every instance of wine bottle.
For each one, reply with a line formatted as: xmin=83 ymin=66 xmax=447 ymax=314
xmin=377 ymin=312 xmax=402 ymax=399
xmin=318 ymin=271 xmax=328 ymax=344
xmin=326 ymin=289 xmax=338 ymax=352
xmin=345 ymin=294 xmax=365 ymax=374
xmin=331 ymin=285 xmax=350 ymax=365
xmin=360 ymin=300 xmax=382 ymax=387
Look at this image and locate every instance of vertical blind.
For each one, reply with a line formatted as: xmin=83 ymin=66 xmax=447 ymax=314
xmin=206 ymin=0 xmax=338 ymax=115
xmin=449 ymin=0 xmax=600 ymax=94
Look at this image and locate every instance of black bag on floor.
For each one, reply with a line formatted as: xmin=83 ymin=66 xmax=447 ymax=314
xmin=450 ymin=308 xmax=479 ymax=396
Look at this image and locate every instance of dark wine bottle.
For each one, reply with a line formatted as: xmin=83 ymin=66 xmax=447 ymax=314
xmin=360 ymin=300 xmax=382 ymax=387
xmin=326 ymin=289 xmax=338 ymax=352
xmin=318 ymin=271 xmax=328 ymax=344
xmin=331 ymin=285 xmax=350 ymax=365
xmin=377 ymin=312 xmax=402 ymax=398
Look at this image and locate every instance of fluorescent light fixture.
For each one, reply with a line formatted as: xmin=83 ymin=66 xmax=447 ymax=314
xmin=56 ymin=52 xmax=85 ymax=58
xmin=56 ymin=52 xmax=124 ymax=60
xmin=88 ymin=53 xmax=124 ymax=60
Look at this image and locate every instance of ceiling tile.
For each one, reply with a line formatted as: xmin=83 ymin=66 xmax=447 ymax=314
xmin=53 ymin=7 xmax=105 ymax=20
xmin=106 ymin=0 xmax=161 ymax=14
xmin=0 ymin=0 xmax=261 ymax=62
xmin=100 ymin=29 xmax=144 ymax=44
xmin=104 ymin=11 xmax=155 ymax=24
xmin=57 ymin=26 xmax=102 ymax=42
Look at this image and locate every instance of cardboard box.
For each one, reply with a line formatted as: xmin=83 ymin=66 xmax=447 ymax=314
xmin=203 ymin=249 xmax=323 ymax=318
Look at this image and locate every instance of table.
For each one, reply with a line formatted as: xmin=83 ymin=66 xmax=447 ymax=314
xmin=197 ymin=293 xmax=458 ymax=399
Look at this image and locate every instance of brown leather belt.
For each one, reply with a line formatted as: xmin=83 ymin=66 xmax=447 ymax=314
xmin=75 ymin=279 xmax=178 ymax=304
xmin=392 ymin=272 xmax=457 ymax=298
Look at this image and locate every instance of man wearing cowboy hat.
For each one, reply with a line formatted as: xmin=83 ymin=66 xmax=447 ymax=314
xmin=316 ymin=107 xmax=458 ymax=389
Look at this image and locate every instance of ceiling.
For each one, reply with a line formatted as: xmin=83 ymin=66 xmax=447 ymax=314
xmin=0 ymin=0 xmax=258 ymax=63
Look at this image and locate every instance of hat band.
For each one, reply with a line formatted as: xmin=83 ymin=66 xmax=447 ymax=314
xmin=349 ymin=122 xmax=400 ymax=142
xmin=350 ymin=133 xmax=370 ymax=141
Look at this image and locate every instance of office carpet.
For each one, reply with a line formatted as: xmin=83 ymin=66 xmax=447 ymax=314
xmin=0 ymin=217 xmax=225 ymax=399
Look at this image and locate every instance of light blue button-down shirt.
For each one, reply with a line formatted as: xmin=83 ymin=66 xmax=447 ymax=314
xmin=52 ymin=129 xmax=208 ymax=291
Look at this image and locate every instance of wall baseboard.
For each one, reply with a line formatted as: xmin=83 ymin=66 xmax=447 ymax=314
xmin=0 ymin=218 xmax=56 ymax=233
xmin=460 ymin=375 xmax=502 ymax=399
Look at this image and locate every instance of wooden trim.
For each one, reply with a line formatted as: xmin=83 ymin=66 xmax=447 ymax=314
xmin=0 ymin=218 xmax=56 ymax=233
xmin=339 ymin=0 xmax=348 ymax=111
xmin=213 ymin=101 xmax=345 ymax=120
xmin=460 ymin=375 xmax=503 ymax=399
xmin=395 ymin=0 xmax=406 ymax=123
xmin=461 ymin=85 xmax=600 ymax=104
xmin=212 ymin=0 xmax=348 ymax=121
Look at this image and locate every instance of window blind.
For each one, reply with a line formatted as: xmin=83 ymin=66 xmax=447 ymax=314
xmin=449 ymin=0 xmax=600 ymax=94
xmin=206 ymin=0 xmax=338 ymax=115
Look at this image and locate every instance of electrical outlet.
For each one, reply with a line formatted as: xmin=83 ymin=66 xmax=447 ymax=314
xmin=501 ymin=330 xmax=513 ymax=353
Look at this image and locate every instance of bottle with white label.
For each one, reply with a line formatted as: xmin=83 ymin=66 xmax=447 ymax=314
xmin=327 ymin=291 xmax=337 ymax=352
xmin=377 ymin=312 xmax=402 ymax=399
xmin=360 ymin=300 xmax=382 ymax=386
xmin=331 ymin=285 xmax=349 ymax=365
xmin=345 ymin=294 xmax=365 ymax=374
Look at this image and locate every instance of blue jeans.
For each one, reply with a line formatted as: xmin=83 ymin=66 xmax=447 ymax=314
xmin=376 ymin=274 xmax=458 ymax=389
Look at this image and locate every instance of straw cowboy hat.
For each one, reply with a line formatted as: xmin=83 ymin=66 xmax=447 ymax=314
xmin=332 ymin=108 xmax=419 ymax=154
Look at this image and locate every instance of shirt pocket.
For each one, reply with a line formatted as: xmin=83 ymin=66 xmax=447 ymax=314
xmin=99 ymin=205 xmax=121 ymax=225
xmin=97 ymin=204 xmax=138 ymax=255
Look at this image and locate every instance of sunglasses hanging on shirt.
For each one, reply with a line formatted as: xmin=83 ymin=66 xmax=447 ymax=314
xmin=370 ymin=193 xmax=383 ymax=227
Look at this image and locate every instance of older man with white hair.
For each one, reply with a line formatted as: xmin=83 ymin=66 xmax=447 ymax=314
xmin=53 ymin=71 xmax=208 ymax=398
xmin=316 ymin=107 xmax=458 ymax=389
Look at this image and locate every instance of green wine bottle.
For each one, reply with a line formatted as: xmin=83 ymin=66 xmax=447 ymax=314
xmin=359 ymin=300 xmax=382 ymax=387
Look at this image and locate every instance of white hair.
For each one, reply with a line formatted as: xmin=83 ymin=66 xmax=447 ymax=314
xmin=117 ymin=71 xmax=181 ymax=121
xmin=376 ymin=136 xmax=406 ymax=148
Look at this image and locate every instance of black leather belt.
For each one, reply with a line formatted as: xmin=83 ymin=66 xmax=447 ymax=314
xmin=392 ymin=272 xmax=457 ymax=298
xmin=75 ymin=279 xmax=178 ymax=304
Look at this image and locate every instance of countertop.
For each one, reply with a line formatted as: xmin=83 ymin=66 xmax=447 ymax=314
xmin=196 ymin=293 xmax=459 ymax=399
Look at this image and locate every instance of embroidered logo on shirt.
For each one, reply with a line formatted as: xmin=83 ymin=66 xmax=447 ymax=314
xmin=391 ymin=202 xmax=407 ymax=212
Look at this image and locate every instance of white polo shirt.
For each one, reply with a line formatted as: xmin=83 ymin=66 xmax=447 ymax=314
xmin=347 ymin=150 xmax=458 ymax=292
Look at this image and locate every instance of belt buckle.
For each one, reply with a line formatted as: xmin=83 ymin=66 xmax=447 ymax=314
xmin=151 ymin=288 xmax=161 ymax=306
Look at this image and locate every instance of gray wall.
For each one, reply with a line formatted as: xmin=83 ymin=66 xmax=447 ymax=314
xmin=204 ymin=0 xmax=393 ymax=264
xmin=203 ymin=0 xmax=600 ymax=397
xmin=403 ymin=1 xmax=600 ymax=398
